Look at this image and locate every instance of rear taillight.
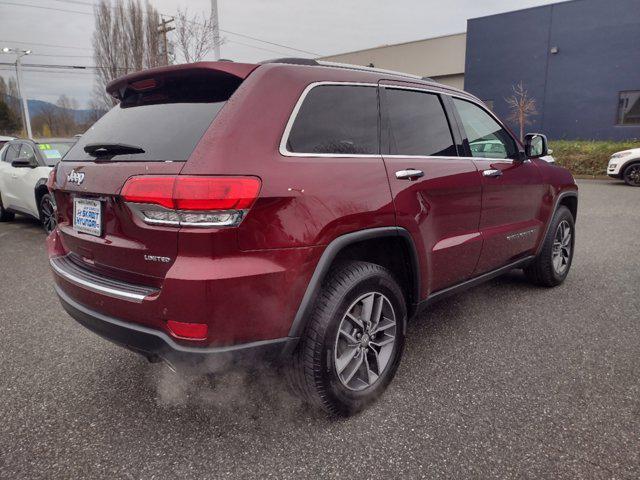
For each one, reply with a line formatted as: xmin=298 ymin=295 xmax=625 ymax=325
xmin=121 ymin=176 xmax=261 ymax=227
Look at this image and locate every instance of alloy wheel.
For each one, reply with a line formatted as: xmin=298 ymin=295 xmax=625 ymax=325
xmin=41 ymin=197 xmax=57 ymax=233
xmin=625 ymin=165 xmax=640 ymax=186
xmin=552 ymin=220 xmax=572 ymax=275
xmin=334 ymin=292 xmax=397 ymax=391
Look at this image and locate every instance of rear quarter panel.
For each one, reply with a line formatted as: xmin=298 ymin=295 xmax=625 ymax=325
xmin=182 ymin=64 xmax=397 ymax=250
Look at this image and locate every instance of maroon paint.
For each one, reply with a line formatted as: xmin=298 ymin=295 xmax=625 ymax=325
xmin=48 ymin=61 xmax=577 ymax=349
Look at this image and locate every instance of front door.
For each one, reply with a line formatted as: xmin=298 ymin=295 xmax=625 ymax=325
xmin=452 ymin=98 xmax=546 ymax=274
xmin=380 ymin=84 xmax=483 ymax=297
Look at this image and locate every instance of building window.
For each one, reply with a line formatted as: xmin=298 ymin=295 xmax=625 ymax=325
xmin=617 ymin=91 xmax=640 ymax=125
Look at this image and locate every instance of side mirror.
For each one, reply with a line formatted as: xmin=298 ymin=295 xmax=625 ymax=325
xmin=11 ymin=156 xmax=38 ymax=168
xmin=524 ymin=133 xmax=549 ymax=159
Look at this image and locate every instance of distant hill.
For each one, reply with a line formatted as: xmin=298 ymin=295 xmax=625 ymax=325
xmin=2 ymin=95 xmax=102 ymax=123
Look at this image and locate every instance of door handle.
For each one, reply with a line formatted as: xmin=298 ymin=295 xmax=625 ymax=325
xmin=482 ymin=169 xmax=503 ymax=178
xmin=395 ymin=169 xmax=424 ymax=180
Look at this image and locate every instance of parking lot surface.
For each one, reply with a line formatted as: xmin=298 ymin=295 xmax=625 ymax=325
xmin=1 ymin=180 xmax=638 ymax=479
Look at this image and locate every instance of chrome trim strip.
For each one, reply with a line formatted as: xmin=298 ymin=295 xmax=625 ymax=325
xmin=50 ymin=257 xmax=151 ymax=303
xmin=278 ymin=81 xmax=480 ymax=159
xmin=279 ymin=81 xmax=380 ymax=158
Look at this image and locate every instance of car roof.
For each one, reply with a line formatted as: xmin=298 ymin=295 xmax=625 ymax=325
xmin=106 ymin=59 xmax=479 ymax=103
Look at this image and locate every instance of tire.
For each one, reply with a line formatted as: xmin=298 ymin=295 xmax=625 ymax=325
xmin=286 ymin=261 xmax=407 ymax=416
xmin=0 ymin=193 xmax=15 ymax=222
xmin=524 ymin=205 xmax=575 ymax=287
xmin=39 ymin=193 xmax=57 ymax=233
xmin=622 ymin=162 xmax=640 ymax=187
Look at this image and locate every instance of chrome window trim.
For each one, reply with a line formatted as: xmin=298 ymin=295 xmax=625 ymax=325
xmin=279 ymin=81 xmax=459 ymax=159
xmin=448 ymin=94 xmax=524 ymax=161
xmin=279 ymin=81 xmax=380 ymax=158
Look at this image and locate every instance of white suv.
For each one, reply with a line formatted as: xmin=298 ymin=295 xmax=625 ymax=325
xmin=608 ymin=148 xmax=640 ymax=187
xmin=0 ymin=138 xmax=75 ymax=232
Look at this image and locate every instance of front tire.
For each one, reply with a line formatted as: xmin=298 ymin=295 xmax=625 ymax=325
xmin=623 ymin=162 xmax=640 ymax=187
xmin=39 ymin=193 xmax=57 ymax=233
xmin=0 ymin=193 xmax=15 ymax=222
xmin=286 ymin=261 xmax=407 ymax=416
xmin=525 ymin=205 xmax=575 ymax=287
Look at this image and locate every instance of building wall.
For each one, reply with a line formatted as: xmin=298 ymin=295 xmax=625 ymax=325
xmin=465 ymin=0 xmax=640 ymax=140
xmin=320 ymin=33 xmax=466 ymax=89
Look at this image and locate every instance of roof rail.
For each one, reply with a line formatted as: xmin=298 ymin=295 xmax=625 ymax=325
xmin=261 ymin=57 xmax=319 ymax=66
xmin=317 ymin=61 xmax=423 ymax=80
xmin=262 ymin=57 xmax=424 ymax=81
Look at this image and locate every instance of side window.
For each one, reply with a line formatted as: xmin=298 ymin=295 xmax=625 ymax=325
xmin=453 ymin=98 xmax=519 ymax=160
xmin=287 ymin=85 xmax=378 ymax=155
xmin=19 ymin=143 xmax=36 ymax=160
xmin=4 ymin=143 xmax=20 ymax=163
xmin=384 ymin=88 xmax=457 ymax=157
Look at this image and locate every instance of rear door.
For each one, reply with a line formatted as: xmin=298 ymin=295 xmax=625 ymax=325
xmin=380 ymin=83 xmax=483 ymax=296
xmin=451 ymin=97 xmax=546 ymax=274
xmin=0 ymin=143 xmax=21 ymax=208
xmin=2 ymin=142 xmax=28 ymax=211
xmin=53 ymin=67 xmax=249 ymax=285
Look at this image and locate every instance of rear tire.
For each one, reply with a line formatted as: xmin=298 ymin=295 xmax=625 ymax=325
xmin=39 ymin=193 xmax=57 ymax=233
xmin=0 ymin=194 xmax=15 ymax=222
xmin=524 ymin=205 xmax=575 ymax=287
xmin=286 ymin=261 xmax=407 ymax=416
xmin=623 ymin=162 xmax=640 ymax=187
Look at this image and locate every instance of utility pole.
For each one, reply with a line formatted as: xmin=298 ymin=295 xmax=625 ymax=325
xmin=2 ymin=47 xmax=32 ymax=138
xmin=158 ymin=17 xmax=175 ymax=66
xmin=210 ymin=0 xmax=221 ymax=60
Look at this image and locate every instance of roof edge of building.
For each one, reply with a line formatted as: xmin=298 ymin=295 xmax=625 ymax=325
xmin=318 ymin=31 xmax=467 ymax=60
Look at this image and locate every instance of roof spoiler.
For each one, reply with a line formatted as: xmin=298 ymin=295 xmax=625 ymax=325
xmin=106 ymin=62 xmax=258 ymax=101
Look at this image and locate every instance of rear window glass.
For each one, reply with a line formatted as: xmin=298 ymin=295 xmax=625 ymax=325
xmin=65 ymin=74 xmax=239 ymax=162
xmin=286 ymin=85 xmax=379 ymax=155
xmin=37 ymin=142 xmax=74 ymax=166
xmin=384 ymin=89 xmax=457 ymax=157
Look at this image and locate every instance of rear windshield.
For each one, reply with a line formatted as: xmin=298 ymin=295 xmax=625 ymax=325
xmin=65 ymin=73 xmax=239 ymax=162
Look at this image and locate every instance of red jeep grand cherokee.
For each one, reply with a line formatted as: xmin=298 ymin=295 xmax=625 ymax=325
xmin=48 ymin=59 xmax=578 ymax=415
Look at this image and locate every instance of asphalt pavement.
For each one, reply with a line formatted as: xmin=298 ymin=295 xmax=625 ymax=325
xmin=0 ymin=179 xmax=638 ymax=479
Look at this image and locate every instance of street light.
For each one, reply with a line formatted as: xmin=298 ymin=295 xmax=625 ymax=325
xmin=1 ymin=47 xmax=33 ymax=138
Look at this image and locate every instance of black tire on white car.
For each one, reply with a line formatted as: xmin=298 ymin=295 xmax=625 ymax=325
xmin=39 ymin=193 xmax=57 ymax=233
xmin=286 ymin=261 xmax=407 ymax=416
xmin=0 ymin=193 xmax=15 ymax=222
xmin=622 ymin=162 xmax=640 ymax=187
xmin=524 ymin=205 xmax=575 ymax=287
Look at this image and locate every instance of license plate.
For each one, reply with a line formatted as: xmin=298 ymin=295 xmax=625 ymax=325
xmin=73 ymin=198 xmax=102 ymax=237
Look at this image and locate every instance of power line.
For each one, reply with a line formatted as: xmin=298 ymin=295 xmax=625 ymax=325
xmin=0 ymin=39 xmax=92 ymax=51
xmin=0 ymin=0 xmax=323 ymax=57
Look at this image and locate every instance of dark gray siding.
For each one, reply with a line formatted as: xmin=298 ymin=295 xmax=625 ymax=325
xmin=465 ymin=0 xmax=640 ymax=140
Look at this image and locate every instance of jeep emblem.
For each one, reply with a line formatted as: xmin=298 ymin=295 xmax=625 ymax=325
xmin=67 ymin=170 xmax=85 ymax=185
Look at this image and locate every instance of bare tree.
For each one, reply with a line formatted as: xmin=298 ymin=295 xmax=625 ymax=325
xmin=505 ymin=81 xmax=538 ymax=141
xmin=35 ymin=103 xmax=60 ymax=136
xmin=92 ymin=0 xmax=164 ymax=109
xmin=56 ymin=95 xmax=79 ymax=135
xmin=174 ymin=8 xmax=224 ymax=63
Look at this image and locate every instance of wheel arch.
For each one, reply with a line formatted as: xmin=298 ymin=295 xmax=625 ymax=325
xmin=288 ymin=227 xmax=420 ymax=339
xmin=536 ymin=190 xmax=578 ymax=256
xmin=34 ymin=178 xmax=49 ymax=211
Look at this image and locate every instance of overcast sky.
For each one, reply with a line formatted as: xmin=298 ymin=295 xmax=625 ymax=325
xmin=0 ymin=0 xmax=567 ymax=108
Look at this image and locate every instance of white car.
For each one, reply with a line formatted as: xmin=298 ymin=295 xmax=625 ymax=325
xmin=608 ymin=148 xmax=640 ymax=187
xmin=0 ymin=138 xmax=75 ymax=232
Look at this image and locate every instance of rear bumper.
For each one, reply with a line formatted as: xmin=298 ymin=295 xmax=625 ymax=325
xmin=55 ymin=284 xmax=298 ymax=369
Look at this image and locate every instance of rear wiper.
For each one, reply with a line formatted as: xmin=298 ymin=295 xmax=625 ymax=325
xmin=84 ymin=143 xmax=145 ymax=157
